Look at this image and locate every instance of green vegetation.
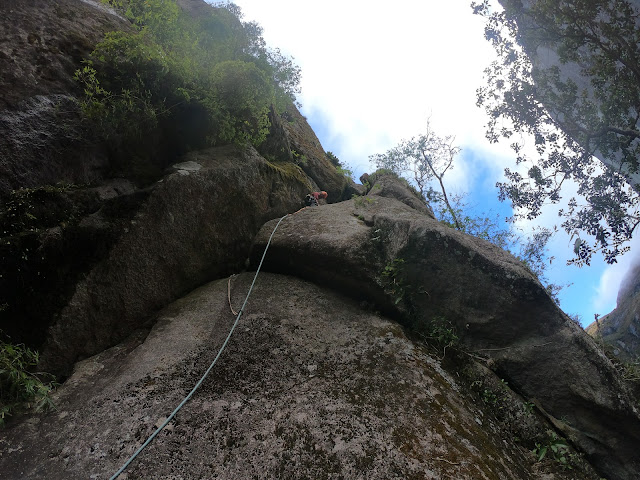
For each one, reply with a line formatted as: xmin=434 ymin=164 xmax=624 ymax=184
xmin=379 ymin=256 xmax=459 ymax=355
xmin=353 ymin=195 xmax=374 ymax=208
xmin=470 ymin=377 xmax=511 ymax=411
xmin=472 ymin=0 xmax=640 ymax=265
xmin=0 ymin=334 xmax=57 ymax=426
xmin=380 ymin=258 xmax=407 ymax=305
xmin=325 ymin=151 xmax=340 ymax=167
xmin=370 ymin=121 xmax=564 ymax=301
xmin=336 ymin=166 xmax=354 ymax=181
xmin=326 ymin=151 xmax=354 ymax=180
xmin=417 ymin=316 xmax=459 ymax=355
xmin=622 ymin=360 xmax=640 ymax=383
xmin=591 ymin=338 xmax=640 ymax=402
xmin=291 ymin=149 xmax=308 ymax=166
xmin=76 ymin=0 xmax=301 ymax=175
xmin=533 ymin=431 xmax=572 ymax=468
xmin=370 ymin=119 xmax=462 ymax=228
xmin=263 ymin=157 xmax=312 ymax=188
xmin=1 ymin=184 xmax=77 ymax=238
xmin=523 ymin=401 xmax=536 ymax=416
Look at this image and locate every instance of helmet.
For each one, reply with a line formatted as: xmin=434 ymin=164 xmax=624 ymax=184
xmin=320 ymin=191 xmax=328 ymax=199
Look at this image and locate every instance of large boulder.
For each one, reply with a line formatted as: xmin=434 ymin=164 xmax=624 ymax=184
xmin=36 ymin=145 xmax=313 ymax=376
xmin=1 ymin=0 xmax=349 ymax=376
xmin=0 ymin=273 xmax=600 ymax=479
xmin=251 ymin=180 xmax=640 ymax=480
xmin=364 ymin=170 xmax=436 ymax=218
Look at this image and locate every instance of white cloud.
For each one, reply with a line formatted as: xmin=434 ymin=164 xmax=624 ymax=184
xmin=226 ymin=0 xmax=639 ymax=325
xmin=592 ymin=235 xmax=640 ymax=315
xmin=231 ymin=0 xmax=502 ymax=167
xmin=593 ymin=266 xmax=623 ymax=315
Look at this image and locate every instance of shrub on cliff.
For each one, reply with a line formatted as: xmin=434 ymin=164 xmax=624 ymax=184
xmin=75 ymin=0 xmax=301 ymax=170
xmin=0 ymin=333 xmax=57 ymax=426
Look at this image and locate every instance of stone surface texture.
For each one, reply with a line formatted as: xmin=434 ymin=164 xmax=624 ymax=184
xmin=1 ymin=1 xmax=638 ymax=479
xmin=38 ymin=145 xmax=314 ymax=375
xmin=0 ymin=273 xmax=599 ymax=480
xmin=251 ymin=177 xmax=640 ymax=480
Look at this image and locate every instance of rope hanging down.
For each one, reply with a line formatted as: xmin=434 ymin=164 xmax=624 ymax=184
xmin=110 ymin=213 xmax=290 ymax=480
xmin=228 ymin=274 xmax=239 ymax=315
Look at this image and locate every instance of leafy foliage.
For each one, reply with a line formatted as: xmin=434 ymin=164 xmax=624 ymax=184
xmin=370 ymin=121 xmax=563 ymax=299
xmin=77 ymin=0 xmax=301 ymax=158
xmin=370 ymin=119 xmax=462 ymax=229
xmin=0 ymin=334 xmax=57 ymax=426
xmin=472 ymin=0 xmax=640 ymax=265
xmin=471 ymin=377 xmax=511 ymax=411
xmin=533 ymin=431 xmax=572 ymax=468
xmin=381 ymin=258 xmax=408 ymax=305
xmin=0 ymin=184 xmax=78 ymax=237
xmin=208 ymin=60 xmax=273 ymax=145
xmin=325 ymin=151 xmax=354 ymax=180
xmin=326 ymin=151 xmax=341 ymax=167
xmin=419 ymin=316 xmax=460 ymax=353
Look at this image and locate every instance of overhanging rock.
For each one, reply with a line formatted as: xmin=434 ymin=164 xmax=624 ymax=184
xmin=39 ymin=145 xmax=312 ymax=376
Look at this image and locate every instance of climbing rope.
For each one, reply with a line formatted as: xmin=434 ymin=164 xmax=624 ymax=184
xmin=110 ymin=213 xmax=290 ymax=480
xmin=227 ymin=274 xmax=239 ymax=315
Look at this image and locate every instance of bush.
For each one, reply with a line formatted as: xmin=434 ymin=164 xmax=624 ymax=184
xmin=326 ymin=151 xmax=340 ymax=166
xmin=208 ymin=60 xmax=274 ymax=145
xmin=417 ymin=315 xmax=459 ymax=355
xmin=80 ymin=0 xmax=300 ymax=149
xmin=0 ymin=335 xmax=57 ymax=426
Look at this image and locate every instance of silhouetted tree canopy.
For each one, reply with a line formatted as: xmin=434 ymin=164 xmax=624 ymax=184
xmin=473 ymin=0 xmax=640 ymax=265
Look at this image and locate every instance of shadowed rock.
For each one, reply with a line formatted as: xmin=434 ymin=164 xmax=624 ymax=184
xmin=38 ymin=145 xmax=313 ymax=376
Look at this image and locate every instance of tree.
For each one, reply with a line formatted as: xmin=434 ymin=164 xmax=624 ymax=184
xmin=370 ymin=123 xmax=563 ymax=300
xmin=472 ymin=0 xmax=640 ymax=265
xmin=218 ymin=3 xmax=302 ymax=108
xmin=369 ymin=120 xmax=463 ymax=229
xmin=78 ymin=0 xmax=302 ymax=150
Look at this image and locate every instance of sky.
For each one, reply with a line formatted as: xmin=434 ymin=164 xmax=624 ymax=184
xmin=222 ymin=0 xmax=636 ymax=326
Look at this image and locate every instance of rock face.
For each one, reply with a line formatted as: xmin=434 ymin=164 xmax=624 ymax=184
xmin=0 ymin=0 xmax=126 ymax=112
xmin=259 ymin=103 xmax=355 ymax=202
xmin=0 ymin=273 xmax=600 ymax=479
xmin=586 ymin=261 xmax=640 ymax=361
xmin=0 ymin=0 xmax=350 ymax=376
xmin=362 ymin=170 xmax=436 ymax=218
xmin=251 ymin=176 xmax=640 ymax=480
xmin=2 ymin=1 xmax=639 ymax=479
xmin=0 ymin=0 xmax=127 ymax=195
xmin=37 ymin=145 xmax=315 ymax=376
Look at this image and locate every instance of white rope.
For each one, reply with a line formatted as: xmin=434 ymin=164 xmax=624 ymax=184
xmin=110 ymin=213 xmax=289 ymax=479
xmin=228 ymin=274 xmax=239 ymax=315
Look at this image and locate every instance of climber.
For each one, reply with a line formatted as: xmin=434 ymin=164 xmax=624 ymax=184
xmin=305 ymin=191 xmax=328 ymax=207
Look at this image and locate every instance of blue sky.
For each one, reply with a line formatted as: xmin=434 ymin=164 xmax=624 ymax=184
xmin=224 ymin=0 xmax=636 ymax=326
